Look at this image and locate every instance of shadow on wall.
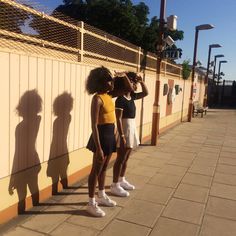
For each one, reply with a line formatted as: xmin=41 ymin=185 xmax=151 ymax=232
xmin=47 ymin=92 xmax=74 ymax=195
xmin=8 ymin=90 xmax=42 ymax=213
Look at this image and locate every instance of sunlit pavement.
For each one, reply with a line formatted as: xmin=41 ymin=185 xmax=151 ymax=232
xmin=1 ymin=109 xmax=236 ymax=236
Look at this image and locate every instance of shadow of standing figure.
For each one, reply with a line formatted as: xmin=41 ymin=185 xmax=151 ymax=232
xmin=8 ymin=90 xmax=42 ymax=213
xmin=47 ymin=92 xmax=73 ymax=195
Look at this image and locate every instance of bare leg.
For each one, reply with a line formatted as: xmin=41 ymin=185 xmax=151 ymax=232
xmin=120 ymin=148 xmax=132 ymax=177
xmin=113 ymin=148 xmax=126 ymax=183
xmin=88 ymin=153 xmax=104 ymax=198
xmin=98 ymin=154 xmax=112 ymax=190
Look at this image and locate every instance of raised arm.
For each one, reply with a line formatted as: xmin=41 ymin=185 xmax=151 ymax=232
xmin=133 ymin=75 xmax=149 ymax=100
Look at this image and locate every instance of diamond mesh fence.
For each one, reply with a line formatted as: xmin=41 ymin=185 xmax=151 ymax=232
xmin=0 ymin=0 xmax=182 ymax=74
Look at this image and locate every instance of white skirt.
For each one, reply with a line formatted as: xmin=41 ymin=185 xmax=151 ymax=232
xmin=117 ymin=118 xmax=140 ymax=148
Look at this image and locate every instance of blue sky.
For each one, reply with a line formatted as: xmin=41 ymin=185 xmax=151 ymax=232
xmin=39 ymin=0 xmax=236 ymax=81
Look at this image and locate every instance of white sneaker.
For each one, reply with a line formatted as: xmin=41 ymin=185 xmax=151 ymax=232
xmin=110 ymin=183 xmax=130 ymax=197
xmin=97 ymin=194 xmax=117 ymax=207
xmin=86 ymin=203 xmax=106 ymax=217
xmin=120 ymin=179 xmax=135 ymax=190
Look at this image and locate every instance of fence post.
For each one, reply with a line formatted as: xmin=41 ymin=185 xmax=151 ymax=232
xmin=80 ymin=21 xmax=84 ymax=63
xmin=137 ymin=47 xmax=141 ymax=73
xmin=138 ymin=47 xmax=144 ymax=143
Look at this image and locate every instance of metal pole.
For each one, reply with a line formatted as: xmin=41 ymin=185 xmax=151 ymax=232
xmin=151 ymin=0 xmax=166 ymax=145
xmin=188 ymin=28 xmax=199 ymax=122
xmin=217 ymin=61 xmax=222 ymax=84
xmin=212 ymin=56 xmax=217 ymax=83
xmin=203 ymin=45 xmax=212 ymax=107
xmin=217 ymin=61 xmax=222 ymax=105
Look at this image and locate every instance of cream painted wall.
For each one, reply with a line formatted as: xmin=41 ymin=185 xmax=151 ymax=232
xmin=0 ymin=51 xmax=95 ymax=179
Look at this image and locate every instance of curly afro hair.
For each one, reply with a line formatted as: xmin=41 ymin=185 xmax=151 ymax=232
xmin=86 ymin=66 xmax=113 ymax=94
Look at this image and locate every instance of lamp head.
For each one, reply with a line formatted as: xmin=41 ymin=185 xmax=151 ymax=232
xmin=196 ymin=24 xmax=214 ymax=31
xmin=210 ymin=44 xmax=221 ymax=48
xmin=215 ymin=54 xmax=224 ymax=59
xmin=220 ymin=60 xmax=228 ymax=64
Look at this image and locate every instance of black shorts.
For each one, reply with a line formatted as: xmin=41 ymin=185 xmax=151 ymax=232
xmin=86 ymin=124 xmax=116 ymax=156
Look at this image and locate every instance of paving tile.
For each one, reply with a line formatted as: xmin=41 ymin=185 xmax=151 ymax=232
xmin=167 ymin=158 xmax=193 ymax=167
xmin=125 ymin=158 xmax=141 ymax=169
xmin=99 ymin=219 xmax=151 ymax=236
xmin=220 ymin=151 xmax=236 ymax=158
xmin=159 ymin=165 xmax=187 ymax=176
xmin=148 ymin=173 xmax=182 ymax=188
xmin=176 ymin=146 xmax=198 ymax=153
xmin=50 ymin=222 xmax=99 ymax=236
xmin=182 ymin=173 xmax=212 ymax=188
xmin=210 ymin=183 xmax=236 ymax=201
xmin=147 ymin=151 xmax=173 ymax=160
xmin=221 ymin=147 xmax=236 ymax=153
xmin=188 ymin=165 xmax=215 ymax=176
xmin=199 ymin=215 xmax=236 ymax=236
xmin=150 ymin=217 xmax=199 ymax=236
xmin=21 ymin=206 xmax=72 ymax=233
xmin=223 ymin=140 xmax=236 ymax=148
xmin=172 ymin=151 xmax=196 ymax=160
xmin=159 ymin=146 xmax=182 ymax=153
xmin=135 ymin=184 xmax=174 ymax=205
xmin=67 ymin=206 xmax=121 ymax=231
xmin=117 ymin=199 xmax=163 ymax=227
xmin=196 ymin=151 xmax=219 ymax=159
xmin=137 ymin=146 xmax=161 ymax=154
xmin=205 ymin=139 xmax=224 ymax=146
xmin=2 ymin=227 xmax=44 ymax=236
xmin=59 ymin=191 xmax=88 ymax=209
xmin=200 ymin=147 xmax=221 ymax=154
xmin=124 ymin=173 xmax=151 ymax=189
xmin=213 ymin=172 xmax=236 ymax=186
xmin=174 ymin=183 xmax=209 ymax=203
xmin=206 ymin=196 xmax=236 ymax=221
xmin=142 ymin=157 xmax=167 ymax=168
xmin=130 ymin=152 xmax=150 ymax=160
xmin=183 ymin=142 xmax=203 ymax=148
xmin=162 ymin=198 xmax=205 ymax=225
xmin=219 ymin=157 xmax=236 ymax=166
xmin=192 ymin=158 xmax=218 ymax=167
xmin=216 ymin=164 xmax=236 ymax=175
xmin=126 ymin=165 xmax=159 ymax=178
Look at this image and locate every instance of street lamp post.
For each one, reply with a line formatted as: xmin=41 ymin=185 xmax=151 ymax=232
xmin=203 ymin=44 xmax=221 ymax=107
xmin=217 ymin=60 xmax=227 ymax=84
xmin=211 ymin=54 xmax=224 ymax=106
xmin=217 ymin=60 xmax=227 ymax=104
xmin=151 ymin=0 xmax=166 ymax=145
xmin=188 ymin=24 xmax=214 ymax=122
xmin=212 ymin=54 xmax=224 ymax=83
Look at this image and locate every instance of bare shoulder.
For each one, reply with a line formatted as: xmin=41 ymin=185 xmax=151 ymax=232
xmin=92 ymin=94 xmax=103 ymax=105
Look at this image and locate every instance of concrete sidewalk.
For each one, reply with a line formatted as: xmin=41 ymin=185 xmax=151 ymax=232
xmin=1 ymin=109 xmax=236 ymax=236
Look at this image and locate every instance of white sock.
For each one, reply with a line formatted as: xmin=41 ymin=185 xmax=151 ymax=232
xmin=98 ymin=189 xmax=106 ymax=197
xmin=119 ymin=177 xmax=125 ymax=182
xmin=89 ymin=197 xmax=96 ymax=205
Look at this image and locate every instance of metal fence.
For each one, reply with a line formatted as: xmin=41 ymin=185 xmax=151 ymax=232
xmin=0 ymin=0 xmax=182 ymax=75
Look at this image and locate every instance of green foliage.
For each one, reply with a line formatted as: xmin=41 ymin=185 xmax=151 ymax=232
xmin=55 ymin=0 xmax=184 ymax=54
xmin=182 ymin=59 xmax=191 ymax=80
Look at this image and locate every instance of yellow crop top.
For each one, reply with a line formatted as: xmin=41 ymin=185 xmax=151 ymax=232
xmin=97 ymin=93 xmax=115 ymax=124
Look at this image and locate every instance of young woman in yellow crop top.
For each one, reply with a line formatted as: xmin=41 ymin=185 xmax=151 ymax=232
xmin=85 ymin=67 xmax=132 ymax=217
